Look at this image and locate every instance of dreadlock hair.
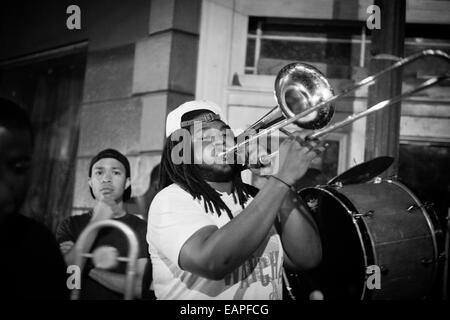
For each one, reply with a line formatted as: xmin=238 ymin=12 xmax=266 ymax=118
xmin=159 ymin=110 xmax=252 ymax=220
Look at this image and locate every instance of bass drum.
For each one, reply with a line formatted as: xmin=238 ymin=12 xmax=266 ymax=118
xmin=289 ymin=179 xmax=441 ymax=300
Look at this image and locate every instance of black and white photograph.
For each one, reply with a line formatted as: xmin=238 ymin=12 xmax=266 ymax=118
xmin=0 ymin=0 xmax=449 ymax=313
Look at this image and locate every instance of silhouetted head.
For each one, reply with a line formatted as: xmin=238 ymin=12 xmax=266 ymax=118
xmin=0 ymin=98 xmax=34 ymax=220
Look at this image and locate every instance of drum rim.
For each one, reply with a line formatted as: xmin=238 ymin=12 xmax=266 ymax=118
xmin=300 ymin=186 xmax=376 ymax=300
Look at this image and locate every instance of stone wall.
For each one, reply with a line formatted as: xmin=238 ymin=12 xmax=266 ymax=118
xmin=1 ymin=0 xmax=202 ymax=216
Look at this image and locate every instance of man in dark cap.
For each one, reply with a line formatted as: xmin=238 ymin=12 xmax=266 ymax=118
xmin=56 ymin=149 xmax=149 ymax=299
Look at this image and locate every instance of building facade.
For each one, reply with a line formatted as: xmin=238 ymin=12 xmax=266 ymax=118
xmin=0 ymin=0 xmax=449 ymax=229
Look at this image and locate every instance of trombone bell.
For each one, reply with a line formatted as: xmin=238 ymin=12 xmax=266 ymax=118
xmin=238 ymin=62 xmax=335 ymax=140
xmin=276 ymin=62 xmax=335 ymax=130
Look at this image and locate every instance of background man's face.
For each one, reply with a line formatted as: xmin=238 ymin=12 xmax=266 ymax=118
xmin=88 ymin=158 xmax=130 ymax=202
xmin=0 ymin=126 xmax=33 ymax=218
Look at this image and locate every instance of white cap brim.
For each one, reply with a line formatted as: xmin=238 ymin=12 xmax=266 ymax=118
xmin=165 ymin=100 xmax=225 ymax=137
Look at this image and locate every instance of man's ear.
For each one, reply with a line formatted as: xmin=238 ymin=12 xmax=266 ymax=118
xmin=125 ymin=177 xmax=131 ymax=189
xmin=88 ymin=178 xmax=92 ymax=188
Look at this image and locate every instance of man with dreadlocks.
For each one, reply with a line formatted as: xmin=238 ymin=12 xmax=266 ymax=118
xmin=147 ymin=100 xmax=324 ymax=300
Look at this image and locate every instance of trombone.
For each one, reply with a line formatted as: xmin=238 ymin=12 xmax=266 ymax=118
xmin=70 ymin=219 xmax=139 ymax=300
xmin=218 ymin=49 xmax=450 ymax=165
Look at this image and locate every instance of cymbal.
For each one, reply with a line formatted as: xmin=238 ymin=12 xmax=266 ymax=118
xmin=327 ymin=156 xmax=394 ymax=186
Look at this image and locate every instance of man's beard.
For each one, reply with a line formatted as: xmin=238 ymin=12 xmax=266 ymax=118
xmin=195 ymin=163 xmax=241 ymax=182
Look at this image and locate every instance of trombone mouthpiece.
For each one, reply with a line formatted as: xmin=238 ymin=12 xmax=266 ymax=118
xmin=214 ymin=150 xmax=234 ymax=164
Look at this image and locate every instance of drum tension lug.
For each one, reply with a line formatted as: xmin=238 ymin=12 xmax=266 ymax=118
xmin=388 ymin=174 xmax=398 ymax=180
xmin=380 ymin=265 xmax=388 ymax=275
xmin=420 ymin=254 xmax=446 ymax=267
xmin=331 ymin=181 xmax=343 ymax=189
xmin=407 ymin=202 xmax=434 ymax=213
xmin=373 ymin=177 xmax=383 ymax=184
xmin=353 ymin=210 xmax=374 ymax=218
xmin=420 ymin=257 xmax=434 ymax=266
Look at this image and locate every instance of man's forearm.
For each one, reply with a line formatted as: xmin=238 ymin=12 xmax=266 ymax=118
xmin=280 ymin=195 xmax=322 ymax=270
xmin=63 ymin=213 xmax=110 ymax=267
xmin=89 ymin=268 xmax=142 ymax=298
xmin=64 ymin=227 xmax=99 ymax=268
xmin=183 ymin=177 xmax=290 ymax=279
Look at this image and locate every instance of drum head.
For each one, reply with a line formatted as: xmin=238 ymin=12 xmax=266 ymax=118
xmin=296 ymin=187 xmax=370 ymax=300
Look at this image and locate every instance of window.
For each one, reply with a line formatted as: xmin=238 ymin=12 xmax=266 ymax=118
xmin=403 ymin=24 xmax=450 ymax=89
xmin=245 ymin=17 xmax=450 ymax=83
xmin=245 ymin=18 xmax=367 ymax=79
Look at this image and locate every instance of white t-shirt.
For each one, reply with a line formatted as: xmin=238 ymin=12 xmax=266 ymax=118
xmin=147 ymin=183 xmax=283 ymax=300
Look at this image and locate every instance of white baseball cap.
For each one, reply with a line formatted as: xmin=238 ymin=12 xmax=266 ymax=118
xmin=165 ymin=100 xmax=225 ymax=137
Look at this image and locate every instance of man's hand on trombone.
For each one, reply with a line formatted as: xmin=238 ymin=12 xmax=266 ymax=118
xmin=247 ymin=130 xmax=327 ymax=183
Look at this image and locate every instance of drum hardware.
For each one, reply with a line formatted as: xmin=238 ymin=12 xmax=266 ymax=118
xmin=305 ymin=197 xmax=319 ymax=213
xmin=353 ymin=210 xmax=375 ymax=219
xmin=419 ymin=253 xmax=446 ymax=266
xmin=435 ymin=229 xmax=444 ymax=238
xmin=420 ymin=257 xmax=435 ymax=266
xmin=330 ymin=181 xmax=343 ymax=189
xmin=282 ymin=268 xmax=296 ymax=300
xmin=444 ymin=210 xmax=449 ymax=299
xmin=407 ymin=201 xmax=434 ymax=213
xmin=329 ymin=157 xmax=395 ymax=186
xmin=373 ymin=177 xmax=383 ymax=184
xmin=379 ymin=265 xmax=389 ymax=275
xmin=367 ymin=264 xmax=389 ymax=275
xmin=438 ymin=252 xmax=446 ymax=262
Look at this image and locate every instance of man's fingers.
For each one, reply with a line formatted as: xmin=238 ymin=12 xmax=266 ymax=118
xmin=291 ymin=139 xmax=321 ymax=155
xmin=306 ymin=144 xmax=328 ymax=158
xmin=289 ymin=130 xmax=314 ymax=140
xmin=60 ymin=241 xmax=74 ymax=254
xmin=286 ymin=131 xmax=320 ymax=149
xmin=312 ymin=146 xmax=326 ymax=155
xmin=60 ymin=246 xmax=71 ymax=253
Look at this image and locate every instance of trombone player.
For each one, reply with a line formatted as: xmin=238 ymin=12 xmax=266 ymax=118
xmin=147 ymin=100 xmax=325 ymax=299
